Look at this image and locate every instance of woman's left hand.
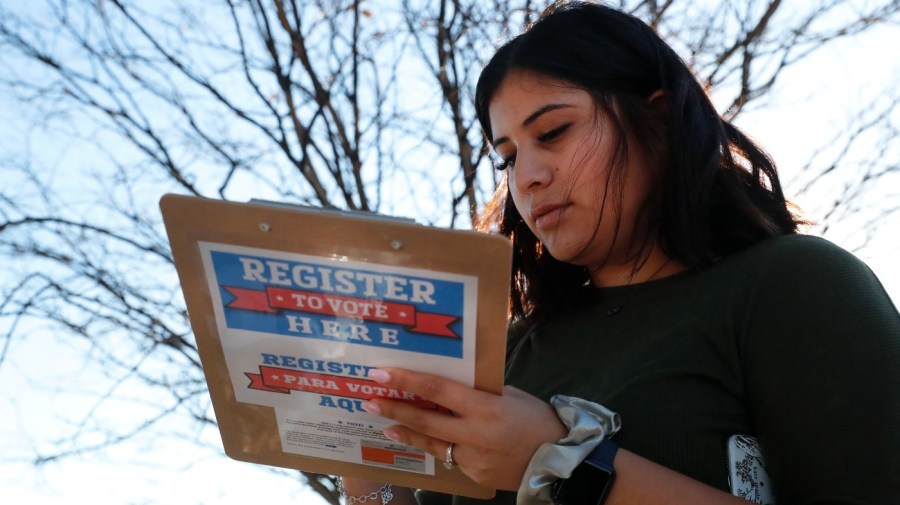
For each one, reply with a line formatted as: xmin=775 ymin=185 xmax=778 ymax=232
xmin=361 ymin=368 xmax=567 ymax=491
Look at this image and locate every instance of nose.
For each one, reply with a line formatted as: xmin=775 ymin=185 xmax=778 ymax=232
xmin=511 ymin=149 xmax=552 ymax=194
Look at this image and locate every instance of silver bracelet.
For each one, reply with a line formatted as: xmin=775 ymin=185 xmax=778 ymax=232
xmin=338 ymin=478 xmax=394 ymax=505
xmin=516 ymin=395 xmax=621 ymax=504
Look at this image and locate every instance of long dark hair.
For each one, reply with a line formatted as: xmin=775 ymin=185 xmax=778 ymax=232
xmin=475 ymin=1 xmax=802 ymax=320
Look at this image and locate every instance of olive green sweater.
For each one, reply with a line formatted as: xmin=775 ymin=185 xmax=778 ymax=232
xmin=418 ymin=235 xmax=900 ymax=505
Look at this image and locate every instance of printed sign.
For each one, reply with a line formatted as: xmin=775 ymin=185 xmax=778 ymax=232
xmin=276 ymin=410 xmax=433 ymax=474
xmin=199 ymin=242 xmax=478 ymax=474
xmin=210 ymin=249 xmax=466 ymax=357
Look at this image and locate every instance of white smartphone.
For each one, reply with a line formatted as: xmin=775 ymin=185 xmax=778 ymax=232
xmin=726 ymin=434 xmax=776 ymax=505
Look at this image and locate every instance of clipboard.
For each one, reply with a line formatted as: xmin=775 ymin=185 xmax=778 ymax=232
xmin=159 ymin=194 xmax=511 ymax=498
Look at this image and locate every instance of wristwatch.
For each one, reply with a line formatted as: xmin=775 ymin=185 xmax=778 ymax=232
xmin=551 ymin=438 xmax=618 ymax=505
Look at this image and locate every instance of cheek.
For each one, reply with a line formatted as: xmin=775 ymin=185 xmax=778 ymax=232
xmin=507 ymin=183 xmax=542 ymax=237
xmin=622 ymin=159 xmax=654 ymax=214
xmin=507 ymin=181 xmax=528 ymax=219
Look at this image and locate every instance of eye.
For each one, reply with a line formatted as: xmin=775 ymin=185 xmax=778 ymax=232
xmin=537 ymin=123 xmax=571 ymax=142
xmin=490 ymin=151 xmax=516 ymax=171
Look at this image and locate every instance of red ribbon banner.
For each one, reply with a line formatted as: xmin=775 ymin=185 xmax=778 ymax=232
xmin=225 ymin=286 xmax=458 ymax=338
xmin=246 ymin=366 xmax=442 ymax=411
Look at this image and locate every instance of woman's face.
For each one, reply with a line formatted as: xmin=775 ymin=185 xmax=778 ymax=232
xmin=488 ymin=71 xmax=654 ymax=282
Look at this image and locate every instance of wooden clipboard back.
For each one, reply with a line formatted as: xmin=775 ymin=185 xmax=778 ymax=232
xmin=160 ymin=194 xmax=511 ymax=498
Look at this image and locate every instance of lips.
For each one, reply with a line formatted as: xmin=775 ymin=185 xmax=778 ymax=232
xmin=531 ymin=203 xmax=569 ymax=230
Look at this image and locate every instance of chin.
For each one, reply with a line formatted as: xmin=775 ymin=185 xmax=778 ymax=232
xmin=544 ymin=239 xmax=608 ymax=269
xmin=543 ymin=243 xmax=581 ymax=264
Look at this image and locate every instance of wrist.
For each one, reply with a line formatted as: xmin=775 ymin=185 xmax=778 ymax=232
xmin=338 ymin=478 xmax=394 ymax=505
xmin=516 ymin=395 xmax=622 ymax=503
xmin=551 ymin=438 xmax=618 ymax=505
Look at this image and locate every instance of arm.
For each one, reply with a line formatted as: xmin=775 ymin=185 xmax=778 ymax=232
xmin=362 ymin=368 xmax=752 ymax=504
xmin=742 ymin=237 xmax=900 ymax=502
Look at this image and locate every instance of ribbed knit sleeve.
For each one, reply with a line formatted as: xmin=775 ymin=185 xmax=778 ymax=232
xmin=743 ymin=235 xmax=900 ymax=504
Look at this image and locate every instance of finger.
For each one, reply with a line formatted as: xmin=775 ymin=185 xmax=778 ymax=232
xmin=363 ymin=395 xmax=468 ymax=444
xmin=385 ymin=424 xmax=502 ymax=489
xmin=384 ymin=425 xmax=481 ymax=475
xmin=368 ymin=367 xmax=494 ymax=415
xmin=383 ymin=424 xmax=456 ymax=465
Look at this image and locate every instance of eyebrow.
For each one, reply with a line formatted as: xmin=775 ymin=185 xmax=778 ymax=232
xmin=492 ymin=103 xmax=575 ymax=147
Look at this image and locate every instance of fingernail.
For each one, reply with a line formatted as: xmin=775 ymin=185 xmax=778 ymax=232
xmin=368 ymin=369 xmax=390 ymax=383
xmin=383 ymin=428 xmax=400 ymax=441
xmin=361 ymin=401 xmax=381 ymax=415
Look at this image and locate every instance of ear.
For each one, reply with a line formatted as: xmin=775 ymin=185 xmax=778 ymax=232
xmin=646 ymin=89 xmax=668 ymax=114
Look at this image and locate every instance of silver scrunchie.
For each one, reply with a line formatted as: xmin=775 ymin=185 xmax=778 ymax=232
xmin=516 ymin=395 xmax=622 ymax=505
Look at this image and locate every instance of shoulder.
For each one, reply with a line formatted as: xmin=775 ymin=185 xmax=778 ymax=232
xmin=507 ymin=316 xmax=532 ymax=339
xmin=735 ymin=233 xmax=860 ymax=268
xmin=713 ymin=234 xmax=899 ymax=383
xmin=724 ymin=234 xmax=883 ymax=293
xmin=737 ymin=234 xmax=897 ymax=317
xmin=734 ymin=235 xmax=899 ymax=371
xmin=505 ymin=316 xmax=535 ymax=360
xmin=694 ymin=234 xmax=880 ymax=306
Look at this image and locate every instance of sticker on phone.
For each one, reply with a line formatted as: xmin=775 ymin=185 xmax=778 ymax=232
xmin=726 ymin=434 xmax=776 ymax=504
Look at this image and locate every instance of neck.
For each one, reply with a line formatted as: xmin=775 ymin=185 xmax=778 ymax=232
xmin=588 ymin=246 xmax=687 ymax=288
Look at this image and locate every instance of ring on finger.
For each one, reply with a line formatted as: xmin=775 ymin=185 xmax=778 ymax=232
xmin=444 ymin=442 xmax=456 ymax=470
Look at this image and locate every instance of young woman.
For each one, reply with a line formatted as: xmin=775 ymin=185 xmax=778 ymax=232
xmin=339 ymin=2 xmax=900 ymax=504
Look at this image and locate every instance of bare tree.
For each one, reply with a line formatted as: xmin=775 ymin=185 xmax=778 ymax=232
xmin=1 ymin=1 xmax=898 ymax=503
